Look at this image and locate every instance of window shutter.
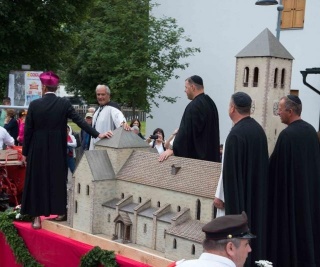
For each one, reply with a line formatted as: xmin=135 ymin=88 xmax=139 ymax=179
xmin=293 ymin=0 xmax=306 ymax=28
xmin=281 ymin=0 xmax=306 ymax=29
xmin=282 ymin=0 xmax=294 ymax=28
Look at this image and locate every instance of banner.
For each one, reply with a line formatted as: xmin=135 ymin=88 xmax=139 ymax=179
xmin=8 ymin=71 xmax=42 ymax=106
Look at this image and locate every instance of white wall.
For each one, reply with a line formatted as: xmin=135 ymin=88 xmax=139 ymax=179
xmin=148 ymin=0 xmax=320 ymax=143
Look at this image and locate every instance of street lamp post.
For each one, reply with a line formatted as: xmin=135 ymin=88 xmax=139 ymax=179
xmin=255 ymin=0 xmax=284 ymax=40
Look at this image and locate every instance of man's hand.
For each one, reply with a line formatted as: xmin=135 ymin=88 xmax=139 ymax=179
xmin=213 ymin=197 xmax=224 ymax=209
xmin=98 ymin=131 xmax=113 ymax=139
xmin=121 ymin=122 xmax=131 ymax=131
xmin=158 ymin=149 xmax=174 ymax=162
xmin=21 ymin=155 xmax=27 ymax=166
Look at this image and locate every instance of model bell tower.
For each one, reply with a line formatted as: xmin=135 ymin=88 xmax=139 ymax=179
xmin=234 ymin=28 xmax=294 ymax=153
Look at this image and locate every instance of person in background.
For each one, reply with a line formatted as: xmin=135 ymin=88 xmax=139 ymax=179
xmin=81 ymin=113 xmax=93 ymax=151
xmin=96 ymin=84 xmax=121 ymax=110
xmin=159 ymin=75 xmax=220 ymax=162
xmin=175 ymin=212 xmax=255 ymax=267
xmin=4 ymin=109 xmax=18 ymax=145
xmin=0 ymin=126 xmax=15 ymax=149
xmin=146 ymin=128 xmax=166 ymax=154
xmin=164 ymin=128 xmax=178 ymax=149
xmin=87 ymin=107 xmax=96 ymax=114
xmin=17 ymin=109 xmax=27 ymax=146
xmin=67 ymin=125 xmax=77 ymax=177
xmin=90 ymin=84 xmax=130 ymax=150
xmin=267 ymin=95 xmax=320 ymax=267
xmin=0 ymin=97 xmax=11 ymax=127
xmin=21 ymin=71 xmax=110 ymax=230
xmin=130 ymin=119 xmax=144 ymax=139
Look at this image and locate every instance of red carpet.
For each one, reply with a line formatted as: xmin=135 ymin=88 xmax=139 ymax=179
xmin=0 ymin=219 xmax=150 ymax=267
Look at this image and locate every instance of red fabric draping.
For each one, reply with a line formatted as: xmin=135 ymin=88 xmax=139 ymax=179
xmin=0 ymin=219 xmax=150 ymax=267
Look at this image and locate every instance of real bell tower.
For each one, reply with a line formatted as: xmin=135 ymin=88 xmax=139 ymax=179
xmin=234 ymin=28 xmax=294 ymax=153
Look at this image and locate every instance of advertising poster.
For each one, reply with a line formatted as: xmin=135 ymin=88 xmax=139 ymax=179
xmin=8 ymin=71 xmax=42 ymax=106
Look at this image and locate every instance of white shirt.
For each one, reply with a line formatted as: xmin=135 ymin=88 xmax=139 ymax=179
xmin=176 ymin=253 xmax=236 ymax=267
xmin=89 ymin=105 xmax=126 ymax=150
xmin=67 ymin=133 xmax=77 ymax=158
xmin=215 ymin=142 xmax=225 ymax=217
xmin=149 ymin=141 xmax=165 ymax=154
xmin=0 ymin=126 xmax=14 ymax=149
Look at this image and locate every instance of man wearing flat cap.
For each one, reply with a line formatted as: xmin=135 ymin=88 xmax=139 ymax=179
xmin=175 ymin=212 xmax=255 ymax=267
xmin=214 ymin=92 xmax=269 ymax=266
xmin=267 ymin=95 xmax=320 ymax=267
xmin=21 ymin=71 xmax=110 ymax=229
xmin=159 ymin=75 xmax=220 ymax=162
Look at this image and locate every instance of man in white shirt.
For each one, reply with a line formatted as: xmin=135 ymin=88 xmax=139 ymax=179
xmin=90 ymin=84 xmax=130 ymax=150
xmin=0 ymin=126 xmax=14 ymax=149
xmin=176 ymin=212 xmax=255 ymax=267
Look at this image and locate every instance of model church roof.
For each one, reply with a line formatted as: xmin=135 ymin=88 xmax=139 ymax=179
xmin=85 ymin=150 xmax=115 ymax=180
xmin=236 ymin=28 xmax=294 ymax=60
xmin=116 ymin=150 xmax=221 ymax=198
xmin=96 ymin=127 xmax=150 ymax=149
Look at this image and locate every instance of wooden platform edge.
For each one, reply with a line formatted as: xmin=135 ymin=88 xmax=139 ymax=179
xmin=42 ymin=220 xmax=173 ymax=267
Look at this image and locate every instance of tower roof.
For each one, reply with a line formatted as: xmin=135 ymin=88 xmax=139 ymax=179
xmin=96 ymin=127 xmax=149 ymax=149
xmin=236 ymin=28 xmax=294 ymax=60
xmin=85 ymin=150 xmax=115 ymax=180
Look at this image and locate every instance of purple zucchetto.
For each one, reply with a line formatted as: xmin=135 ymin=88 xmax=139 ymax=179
xmin=39 ymin=71 xmax=60 ymax=87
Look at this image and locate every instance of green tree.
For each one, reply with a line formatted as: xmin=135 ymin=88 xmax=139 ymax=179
xmin=65 ymin=0 xmax=200 ymax=114
xmin=0 ymin=0 xmax=94 ymax=97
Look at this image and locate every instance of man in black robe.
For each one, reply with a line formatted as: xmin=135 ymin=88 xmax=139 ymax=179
xmin=214 ymin=92 xmax=269 ymax=267
xmin=159 ymin=75 xmax=220 ymax=162
xmin=21 ymin=71 xmax=110 ymax=229
xmin=267 ymin=95 xmax=320 ymax=267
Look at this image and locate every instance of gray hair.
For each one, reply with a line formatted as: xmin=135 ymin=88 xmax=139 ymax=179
xmin=280 ymin=96 xmax=302 ymax=116
xmin=96 ymin=84 xmax=111 ymax=95
xmin=203 ymin=238 xmax=241 ymax=251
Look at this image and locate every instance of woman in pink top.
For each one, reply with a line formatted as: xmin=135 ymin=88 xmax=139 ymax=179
xmin=17 ymin=109 xmax=27 ymax=146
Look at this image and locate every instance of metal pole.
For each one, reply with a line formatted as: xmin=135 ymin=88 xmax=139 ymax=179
xmin=276 ymin=1 xmax=284 ymax=40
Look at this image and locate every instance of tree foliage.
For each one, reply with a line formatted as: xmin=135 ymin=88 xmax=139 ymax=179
xmin=0 ymin=0 xmax=94 ymax=97
xmin=65 ymin=0 xmax=200 ymax=113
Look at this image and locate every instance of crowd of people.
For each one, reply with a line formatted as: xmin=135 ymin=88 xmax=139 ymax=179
xmin=1 ymin=70 xmax=319 ymax=267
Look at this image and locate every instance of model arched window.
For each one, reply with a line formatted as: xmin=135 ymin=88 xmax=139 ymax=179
xmin=177 ymin=206 xmax=181 ymax=212
xmin=173 ymin=239 xmax=177 ymax=249
xmin=157 ymin=201 xmax=161 ymax=207
xmin=86 ymin=185 xmax=90 ymax=196
xmin=144 ymin=223 xmax=147 ymax=233
xmin=75 ymin=201 xmax=78 ymax=213
xmin=243 ymin=67 xmax=249 ymax=87
xmin=121 ymin=193 xmax=124 ymax=199
xmin=138 ymin=197 xmax=142 ymax=203
xmin=108 ymin=214 xmax=111 ymax=223
xmin=281 ymin=68 xmax=285 ymax=88
xmin=196 ymin=199 xmax=201 ymax=220
xmin=253 ymin=67 xmax=259 ymax=87
xmin=77 ymin=183 xmax=81 ymax=194
xmin=274 ymin=68 xmax=278 ymax=88
xmin=191 ymin=244 xmax=195 ymax=255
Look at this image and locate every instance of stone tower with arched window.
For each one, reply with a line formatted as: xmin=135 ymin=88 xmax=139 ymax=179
xmin=234 ymin=28 xmax=294 ymax=153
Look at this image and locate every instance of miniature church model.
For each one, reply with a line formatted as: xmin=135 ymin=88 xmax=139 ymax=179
xmin=234 ymin=28 xmax=294 ymax=153
xmin=68 ymin=128 xmax=221 ymax=261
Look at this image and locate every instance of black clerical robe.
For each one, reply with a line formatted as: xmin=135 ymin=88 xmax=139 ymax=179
xmin=223 ymin=117 xmax=269 ymax=266
xmin=21 ymin=94 xmax=100 ymax=217
xmin=267 ymin=120 xmax=320 ymax=267
xmin=173 ymin=93 xmax=220 ymax=162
